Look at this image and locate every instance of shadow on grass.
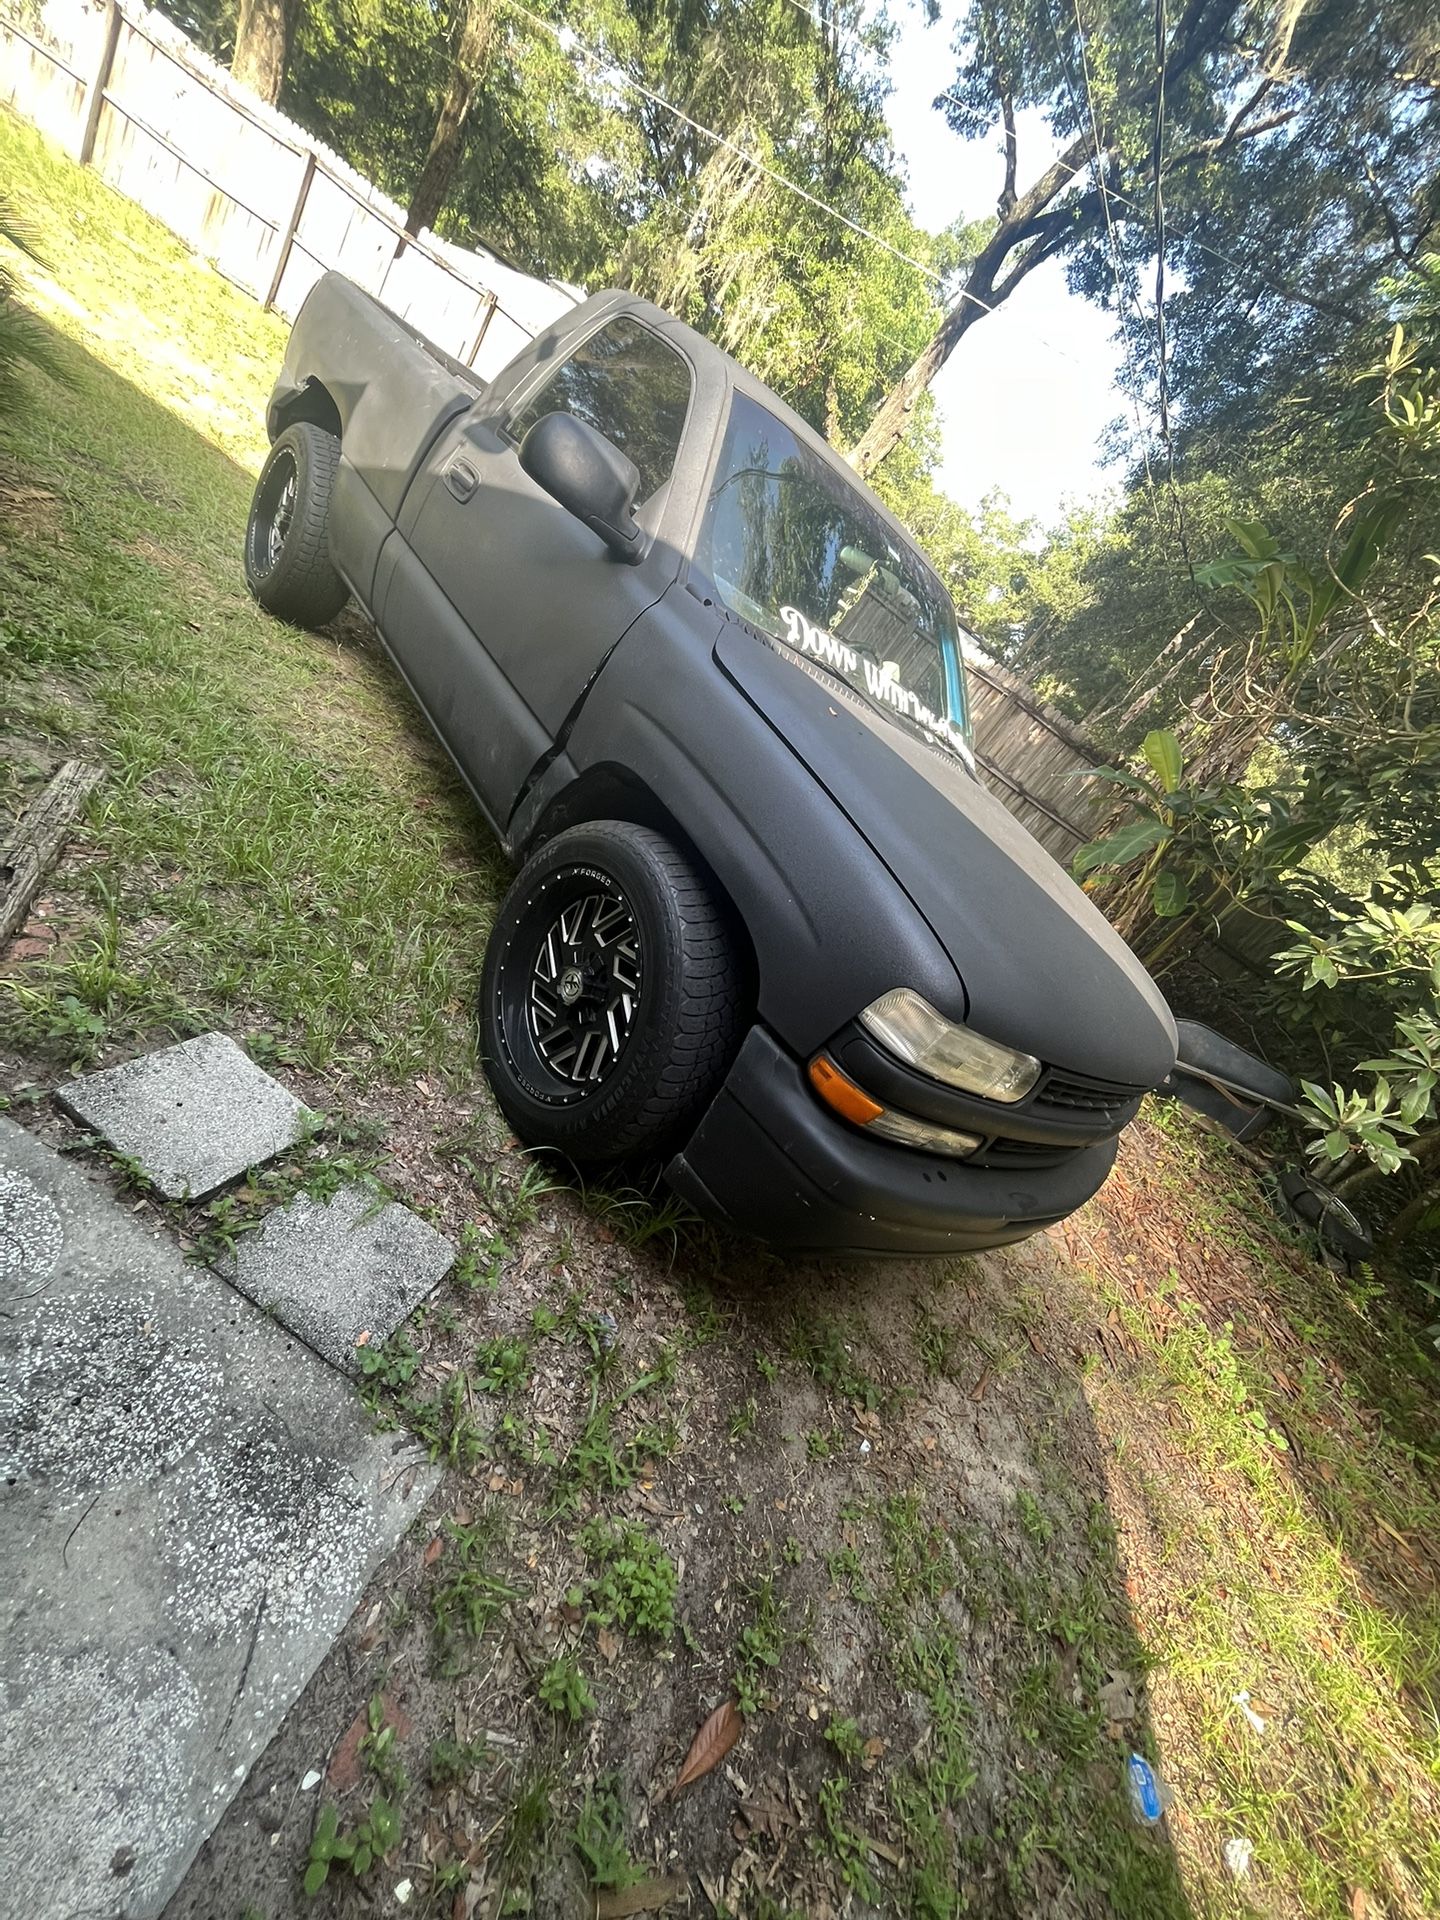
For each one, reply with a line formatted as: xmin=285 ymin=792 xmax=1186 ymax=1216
xmin=1 ymin=314 xmax=507 ymax=1083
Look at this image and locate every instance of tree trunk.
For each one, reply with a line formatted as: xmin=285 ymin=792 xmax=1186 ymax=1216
xmin=231 ymin=0 xmax=293 ymax=106
xmin=848 ymin=286 xmax=990 ymax=478
xmin=847 ymin=0 xmax=1238 ymax=477
xmin=405 ymin=0 xmax=499 ymax=239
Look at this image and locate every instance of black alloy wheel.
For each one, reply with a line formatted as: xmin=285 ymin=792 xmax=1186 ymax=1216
xmin=522 ymin=870 xmax=644 ymax=1098
xmin=481 ymin=822 xmax=742 ymax=1162
xmin=243 ymin=420 xmax=350 ymax=628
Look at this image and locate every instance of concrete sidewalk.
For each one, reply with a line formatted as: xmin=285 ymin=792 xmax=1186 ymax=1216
xmin=0 ymin=1118 xmax=439 ymax=1919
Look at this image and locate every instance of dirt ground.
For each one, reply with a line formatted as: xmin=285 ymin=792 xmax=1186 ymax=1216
xmin=10 ymin=1019 xmax=1434 ymax=1919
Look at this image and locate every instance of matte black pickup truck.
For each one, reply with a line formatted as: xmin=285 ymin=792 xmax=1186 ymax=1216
xmin=244 ymin=272 xmax=1176 ymax=1255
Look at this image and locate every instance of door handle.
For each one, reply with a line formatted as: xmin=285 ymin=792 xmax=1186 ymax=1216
xmin=444 ymin=456 xmax=479 ymax=502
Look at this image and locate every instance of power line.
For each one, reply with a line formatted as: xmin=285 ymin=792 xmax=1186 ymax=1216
xmin=503 ymin=0 xmax=944 ymax=286
xmin=1052 ymin=0 xmax=1165 ymax=521
xmin=500 ymin=0 xmax=1099 ymax=375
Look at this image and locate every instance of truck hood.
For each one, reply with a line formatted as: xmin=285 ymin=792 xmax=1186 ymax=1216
xmin=714 ymin=625 xmax=1177 ymax=1089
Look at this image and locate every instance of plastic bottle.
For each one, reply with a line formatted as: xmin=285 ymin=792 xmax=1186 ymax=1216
xmin=1126 ymin=1752 xmax=1165 ymax=1825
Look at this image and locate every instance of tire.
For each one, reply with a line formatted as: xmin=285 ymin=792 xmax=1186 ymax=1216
xmin=480 ymin=822 xmax=742 ymax=1162
xmin=243 ymin=421 xmax=350 ymax=628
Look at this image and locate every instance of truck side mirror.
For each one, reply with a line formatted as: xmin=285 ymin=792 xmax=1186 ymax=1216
xmin=518 ymin=411 xmax=645 ymax=563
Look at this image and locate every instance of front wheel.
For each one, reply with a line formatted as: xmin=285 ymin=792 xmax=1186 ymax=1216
xmin=480 ymin=823 xmax=742 ymax=1162
xmin=243 ymin=421 xmax=350 ymax=629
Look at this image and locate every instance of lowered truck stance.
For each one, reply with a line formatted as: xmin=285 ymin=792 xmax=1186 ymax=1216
xmin=244 ymin=273 xmax=1176 ymax=1255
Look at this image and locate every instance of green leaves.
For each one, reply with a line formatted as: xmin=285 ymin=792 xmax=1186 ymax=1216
xmin=1140 ymin=728 xmax=1183 ymax=794
xmin=1073 ymin=816 xmax=1170 ymax=878
xmin=302 ymin=1796 xmax=400 ymax=1898
xmin=1151 ymin=870 xmax=1191 ymax=918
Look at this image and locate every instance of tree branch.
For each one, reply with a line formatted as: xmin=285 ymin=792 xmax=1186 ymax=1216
xmin=1162 ymin=109 xmax=1297 ymax=174
xmin=998 ymin=78 xmax=1018 ymax=216
xmin=1219 ymin=75 xmax=1273 ymax=148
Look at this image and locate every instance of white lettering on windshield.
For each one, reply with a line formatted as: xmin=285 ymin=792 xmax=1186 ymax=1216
xmin=779 ymin=605 xmax=859 ymax=677
xmin=776 ymin=605 xmax=966 ymax=756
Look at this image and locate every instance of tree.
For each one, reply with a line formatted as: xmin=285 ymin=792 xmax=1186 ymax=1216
xmin=231 ymin=0 xmax=295 ymax=104
xmin=847 ymin=0 xmax=1267 ymax=476
xmin=404 ymin=0 xmax=499 ymax=237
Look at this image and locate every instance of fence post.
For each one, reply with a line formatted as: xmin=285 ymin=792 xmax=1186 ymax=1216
xmin=465 ymin=292 xmax=497 ymax=368
xmin=77 ymin=0 xmax=122 ymax=167
xmin=264 ymin=148 xmax=316 ymax=311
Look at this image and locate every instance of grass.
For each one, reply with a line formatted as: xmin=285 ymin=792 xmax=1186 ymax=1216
xmin=0 ymin=107 xmax=505 ymax=1083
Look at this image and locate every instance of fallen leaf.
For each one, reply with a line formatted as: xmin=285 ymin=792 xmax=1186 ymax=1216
xmin=861 ymin=1736 xmax=887 ymax=1771
xmin=670 ymin=1700 xmax=743 ymax=1796
xmin=1351 ymin=1891 xmax=1369 ymax=1920
xmin=738 ymin=1783 xmax=797 ymax=1842
xmin=598 ymin=1626 xmax=621 ymax=1664
xmin=423 ymin=1536 xmax=444 ymax=1568
xmin=596 ymin=1878 xmax=688 ymax=1918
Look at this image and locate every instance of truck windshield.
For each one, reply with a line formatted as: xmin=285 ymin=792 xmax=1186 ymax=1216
xmin=698 ymin=391 xmax=972 ymax=758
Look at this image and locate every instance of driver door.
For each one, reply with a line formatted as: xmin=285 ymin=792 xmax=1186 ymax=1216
xmin=384 ymin=315 xmax=693 ymax=829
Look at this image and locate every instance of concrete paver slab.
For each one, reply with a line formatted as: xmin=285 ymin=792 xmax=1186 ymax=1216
xmin=223 ymin=1184 xmax=456 ymax=1374
xmin=0 ymin=1118 xmax=438 ymax=1920
xmin=57 ymin=1031 xmax=313 ymax=1199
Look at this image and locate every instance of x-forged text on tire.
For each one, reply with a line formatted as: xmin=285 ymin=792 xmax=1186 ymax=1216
xmin=246 ymin=272 xmax=1178 ymax=1254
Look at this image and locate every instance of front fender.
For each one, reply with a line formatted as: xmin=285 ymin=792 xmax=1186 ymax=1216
xmin=518 ymin=592 xmax=965 ymax=1058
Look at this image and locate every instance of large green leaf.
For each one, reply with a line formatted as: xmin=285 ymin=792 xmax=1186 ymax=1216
xmin=1151 ymin=870 xmax=1191 ymax=918
xmin=1073 ymin=817 xmax=1170 ymax=878
xmin=1140 ymin=728 xmax=1183 ymax=794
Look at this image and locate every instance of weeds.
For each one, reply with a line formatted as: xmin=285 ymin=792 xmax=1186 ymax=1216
xmin=302 ymin=1796 xmax=400 ymax=1896
xmin=537 ymin=1654 xmax=596 ymax=1722
xmin=430 ymin=1512 xmax=519 ymax=1668
xmin=733 ymin=1573 xmax=787 ymax=1712
xmin=574 ymin=1776 xmax=643 ymax=1892
xmin=580 ymin=1517 xmax=677 ymax=1637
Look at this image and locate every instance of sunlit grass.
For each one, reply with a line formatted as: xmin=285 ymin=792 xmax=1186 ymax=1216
xmin=0 ymin=107 xmax=506 ymax=1081
xmin=1080 ymin=1115 xmax=1440 ymax=1918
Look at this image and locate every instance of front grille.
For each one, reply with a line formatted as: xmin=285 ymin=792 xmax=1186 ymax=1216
xmin=1034 ymin=1069 xmax=1145 ymax=1125
xmin=977 ymin=1137 xmax=1072 ymax=1169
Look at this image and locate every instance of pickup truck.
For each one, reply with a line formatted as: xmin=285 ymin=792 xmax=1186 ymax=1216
xmin=243 ymin=272 xmax=1176 ymax=1255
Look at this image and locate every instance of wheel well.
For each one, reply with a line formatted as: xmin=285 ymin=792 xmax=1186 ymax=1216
xmin=526 ymin=765 xmax=759 ymax=1021
xmin=274 ymin=377 xmax=342 ymax=442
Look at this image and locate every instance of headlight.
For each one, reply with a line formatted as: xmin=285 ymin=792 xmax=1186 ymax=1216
xmin=860 ymin=989 xmax=1041 ymax=1103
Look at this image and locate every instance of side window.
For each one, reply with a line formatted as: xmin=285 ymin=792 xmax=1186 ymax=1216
xmin=509 ymin=317 xmax=691 ymax=502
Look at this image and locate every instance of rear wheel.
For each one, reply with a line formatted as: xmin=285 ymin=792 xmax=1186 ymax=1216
xmin=480 ymin=823 xmax=742 ymax=1162
xmin=244 ymin=421 xmax=349 ymax=629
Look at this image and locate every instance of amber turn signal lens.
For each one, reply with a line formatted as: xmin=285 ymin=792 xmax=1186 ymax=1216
xmin=808 ymin=1054 xmax=883 ymax=1126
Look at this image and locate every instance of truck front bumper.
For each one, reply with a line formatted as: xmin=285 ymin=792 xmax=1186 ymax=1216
xmin=665 ymin=1026 xmax=1118 ymax=1257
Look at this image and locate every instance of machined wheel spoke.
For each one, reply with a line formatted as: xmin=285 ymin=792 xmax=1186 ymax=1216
xmin=523 ymin=875 xmax=643 ymax=1093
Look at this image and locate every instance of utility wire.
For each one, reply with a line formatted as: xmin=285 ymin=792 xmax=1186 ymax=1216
xmin=503 ymin=0 xmax=946 ymax=285
xmin=1050 ymin=0 xmax=1165 ymax=522
xmin=502 ymin=0 xmax=1112 ymax=376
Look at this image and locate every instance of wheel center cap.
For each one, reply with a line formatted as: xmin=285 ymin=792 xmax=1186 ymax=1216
xmin=558 ymin=966 xmax=585 ymax=1005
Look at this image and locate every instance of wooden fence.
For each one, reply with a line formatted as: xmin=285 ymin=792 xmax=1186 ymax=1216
xmin=962 ymin=643 xmax=1115 ymax=865
xmin=0 ymin=0 xmax=578 ymax=377
xmin=960 ymin=641 xmax=1280 ymax=977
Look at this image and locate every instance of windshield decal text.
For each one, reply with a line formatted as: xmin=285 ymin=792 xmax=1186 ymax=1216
xmin=780 ymin=604 xmax=859 ymax=676
xmin=778 ymin=604 xmax=966 ymax=757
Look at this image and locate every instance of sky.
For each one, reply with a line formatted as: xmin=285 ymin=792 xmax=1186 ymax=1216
xmin=881 ymin=9 xmax=1124 ymax=527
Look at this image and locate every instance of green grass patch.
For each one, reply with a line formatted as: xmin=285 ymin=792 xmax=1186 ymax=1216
xmin=0 ymin=107 xmax=505 ymax=1083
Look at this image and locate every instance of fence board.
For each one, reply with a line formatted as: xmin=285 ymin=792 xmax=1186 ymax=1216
xmin=1 ymin=0 xmax=577 ymax=365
